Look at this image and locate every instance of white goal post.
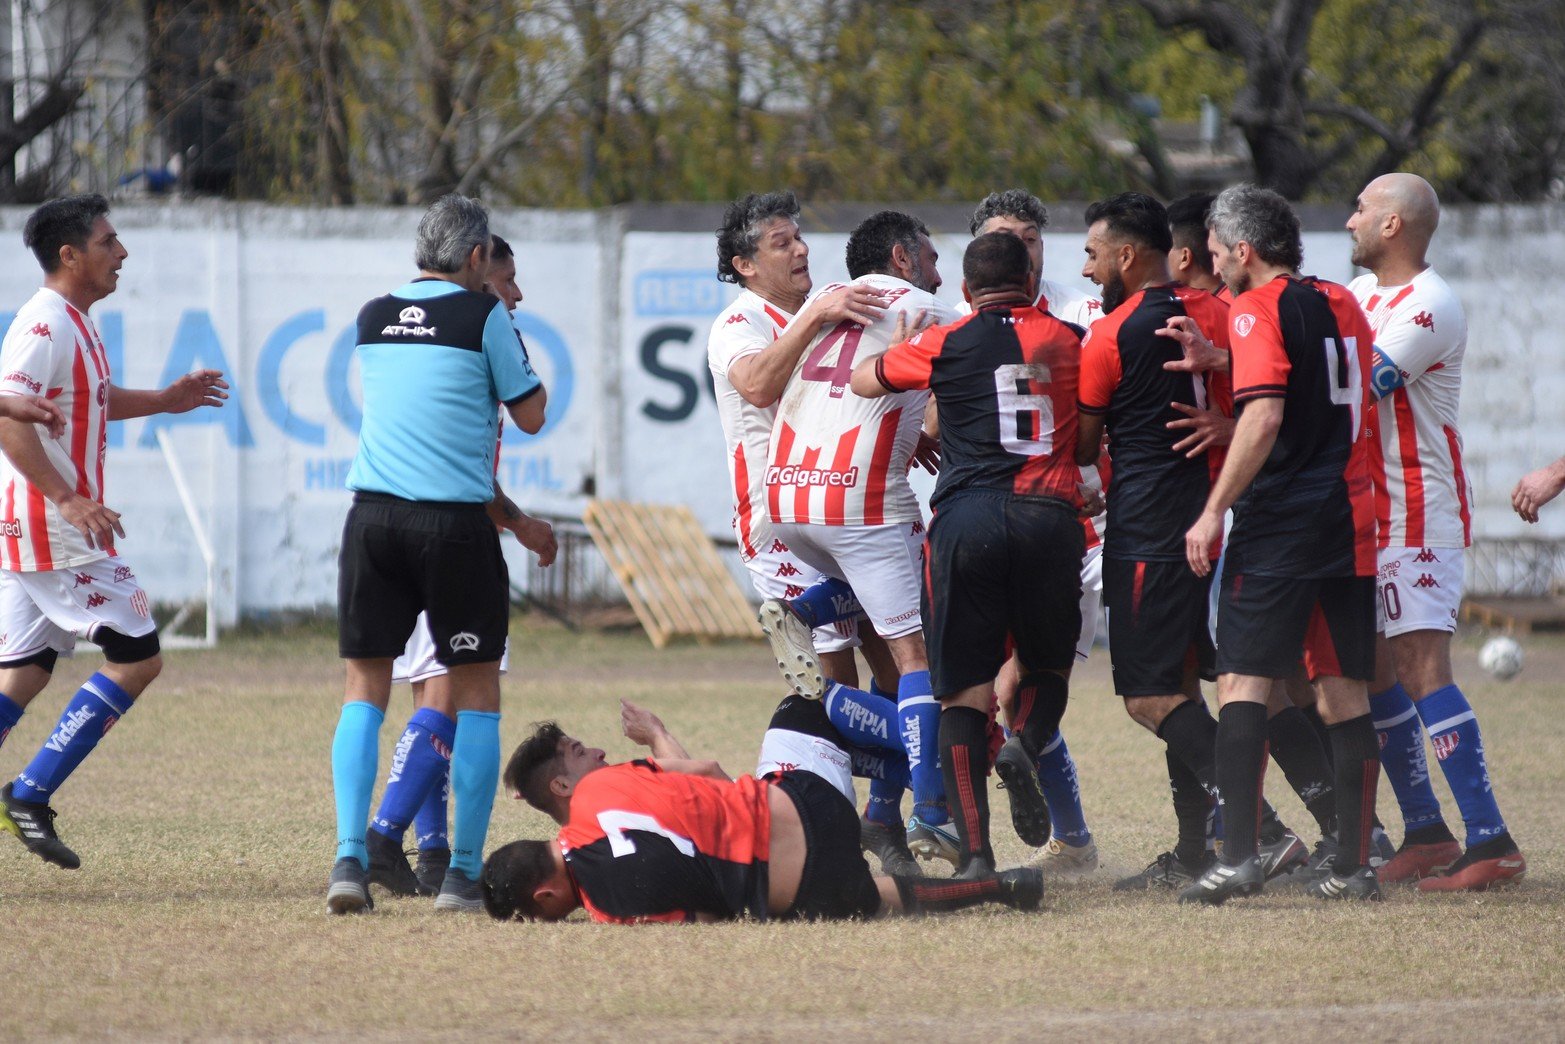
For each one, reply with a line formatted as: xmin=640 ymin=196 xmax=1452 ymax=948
xmin=155 ymin=429 xmax=219 ymax=649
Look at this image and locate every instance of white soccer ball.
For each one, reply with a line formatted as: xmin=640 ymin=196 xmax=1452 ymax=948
xmin=1478 ymin=636 xmax=1524 ymax=681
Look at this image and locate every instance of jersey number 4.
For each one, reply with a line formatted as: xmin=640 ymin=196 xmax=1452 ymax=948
xmin=1324 ymin=335 xmax=1363 ymax=429
xmin=597 ymin=810 xmax=696 ymax=858
xmin=995 ymin=363 xmax=1053 ymax=457
xmin=801 ymin=321 xmax=864 ymax=399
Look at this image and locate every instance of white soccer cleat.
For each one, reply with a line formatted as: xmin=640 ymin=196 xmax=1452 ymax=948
xmin=758 ymin=599 xmax=825 ymax=700
xmin=1028 ymin=836 xmax=1099 ymax=876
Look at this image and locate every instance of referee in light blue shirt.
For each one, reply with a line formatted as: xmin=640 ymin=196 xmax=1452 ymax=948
xmin=328 ymin=194 xmax=546 ymax=915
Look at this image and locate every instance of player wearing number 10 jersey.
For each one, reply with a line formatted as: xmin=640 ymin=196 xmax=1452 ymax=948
xmin=1180 ymin=185 xmax=1383 ymax=905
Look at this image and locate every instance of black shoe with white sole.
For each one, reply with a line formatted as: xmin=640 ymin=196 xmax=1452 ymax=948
xmin=1179 ymin=855 xmax=1265 ymax=906
xmin=0 ymin=782 xmax=80 ymax=870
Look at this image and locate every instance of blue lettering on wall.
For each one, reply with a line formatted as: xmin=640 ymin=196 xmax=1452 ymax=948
xmin=98 ymin=312 xmax=125 ymax=449
xmin=257 ymin=310 xmax=328 ymax=445
xmin=634 ymin=270 xmax=727 ymax=317
xmin=327 ymin=324 xmax=362 ymax=435
xmin=505 ymin=312 xmax=573 ymax=444
xmin=139 ymin=310 xmax=255 ymax=448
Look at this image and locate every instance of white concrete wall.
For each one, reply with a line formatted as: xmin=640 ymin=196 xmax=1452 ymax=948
xmin=0 ymin=201 xmax=1560 ymax=617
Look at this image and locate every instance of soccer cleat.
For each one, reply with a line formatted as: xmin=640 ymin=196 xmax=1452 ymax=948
xmin=1179 ymin=855 xmax=1265 ymax=905
xmin=993 ymin=735 xmax=1051 ymax=847
xmin=1378 ymin=839 xmax=1462 ymax=884
xmin=326 ymin=857 xmax=373 ymax=915
xmin=757 ymin=599 xmax=825 ymax=700
xmin=995 ymin=866 xmax=1045 ymax=912
xmin=414 ymin=847 xmax=451 ymax=897
xmin=367 ymin=829 xmax=423 ymax=897
xmin=860 ymin=816 xmax=922 ymax=877
xmin=1272 ymin=839 xmax=1337 ymax=892
xmin=952 ymin=854 xmax=996 ymax=880
xmin=434 ymin=866 xmax=487 ymax=912
xmin=1258 ymin=829 xmax=1310 ymax=880
xmin=0 ymin=782 xmax=81 ymax=870
xmin=905 ymin=816 xmax=961 ymax=867
xmin=1311 ymin=865 xmax=1383 ymax=902
xmin=1112 ymin=851 xmax=1207 ymax=892
xmin=1029 ymin=836 xmax=1099 ymax=876
xmin=1369 ymin=826 xmax=1397 ymax=868
xmin=1416 ymin=839 xmax=1527 ymax=893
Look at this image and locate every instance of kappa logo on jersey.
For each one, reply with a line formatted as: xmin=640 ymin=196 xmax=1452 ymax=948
xmin=383 ymin=305 xmax=437 ymax=338
xmin=27 ymin=323 xmax=50 ymax=339
xmin=1412 ymin=573 xmax=1441 ymax=589
xmin=765 ymin=463 xmax=861 ymax=488
xmin=725 ymin=313 xmax=749 ymax=326
xmin=1413 ymin=548 xmax=1440 ymax=563
xmin=72 ymin=573 xmax=94 ymax=588
xmin=1233 ymin=313 xmax=1257 ymax=337
xmin=910 ymin=520 xmax=925 ymax=536
xmin=775 ymin=562 xmax=802 ymax=578
xmin=113 ymin=565 xmax=135 ymax=583
xmin=2 ymin=371 xmax=41 ymax=394
xmin=85 ymin=592 xmax=109 ymax=609
xmin=1431 ymin=732 xmax=1460 ymax=761
xmin=783 ymin=584 xmax=805 ymax=598
xmin=449 ymin=631 xmax=480 ymax=652
xmin=1410 ymin=311 xmax=1435 ymax=331
xmin=769 ymin=539 xmax=789 ymax=554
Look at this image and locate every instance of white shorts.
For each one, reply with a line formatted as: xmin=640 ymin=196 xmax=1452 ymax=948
xmin=1376 ymin=547 xmax=1463 ymax=638
xmin=1076 ymin=544 xmax=1104 ymax=662
xmin=393 ymin=611 xmax=510 ymax=683
xmin=0 ymin=557 xmax=157 ymax=661
xmin=772 ymin=520 xmax=925 ymax=641
xmin=744 ymin=540 xmax=858 ymax=654
xmin=756 ymin=727 xmax=856 ymax=803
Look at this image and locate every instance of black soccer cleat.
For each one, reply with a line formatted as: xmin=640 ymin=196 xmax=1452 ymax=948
xmin=995 ymin=867 xmax=1045 ymax=912
xmin=434 ymin=866 xmax=486 ymax=912
xmin=1257 ymin=828 xmax=1310 ymax=880
xmin=993 ymin=735 xmax=1051 ymax=848
xmin=1311 ymin=865 xmax=1383 ymax=902
xmin=1113 ymin=850 xmax=1208 ymax=892
xmin=1179 ymin=855 xmax=1265 ymax=906
xmin=367 ymin=829 xmax=423 ymax=897
xmin=414 ymin=847 xmax=450 ymax=897
xmin=860 ymin=816 xmax=921 ymax=877
xmin=0 ymin=782 xmax=81 ymax=870
xmin=1271 ymin=839 xmax=1338 ymax=893
xmin=326 ymin=857 xmax=374 ymax=915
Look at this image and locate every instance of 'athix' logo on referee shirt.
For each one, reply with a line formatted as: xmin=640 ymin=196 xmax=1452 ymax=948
xmin=382 ymin=305 xmax=438 ymax=338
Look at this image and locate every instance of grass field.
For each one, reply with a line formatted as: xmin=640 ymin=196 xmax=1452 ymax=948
xmin=1 ymin=617 xmax=1562 ymax=1041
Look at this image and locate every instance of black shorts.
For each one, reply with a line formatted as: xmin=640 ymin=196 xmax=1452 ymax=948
xmin=774 ymin=770 xmax=882 ymax=922
xmin=1102 ymin=557 xmax=1215 ymax=696
xmin=337 ymin=492 xmax=509 ymax=665
xmin=924 ymin=491 xmax=1083 ymax=698
xmin=1215 ymin=572 xmax=1375 ymax=681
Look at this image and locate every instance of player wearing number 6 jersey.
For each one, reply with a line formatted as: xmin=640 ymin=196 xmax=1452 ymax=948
xmin=1347 ymin=173 xmax=1524 ymax=891
xmin=1179 ymin=185 xmax=1383 ymax=905
xmin=853 ymin=231 xmax=1085 ymax=877
xmin=764 ymin=210 xmax=959 ymax=847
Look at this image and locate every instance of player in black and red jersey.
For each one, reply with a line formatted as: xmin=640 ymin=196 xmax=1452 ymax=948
xmin=481 ymin=707 xmax=1041 ymax=923
xmin=848 ymin=231 xmax=1086 ymax=878
xmin=1177 ymin=184 xmax=1382 ymax=905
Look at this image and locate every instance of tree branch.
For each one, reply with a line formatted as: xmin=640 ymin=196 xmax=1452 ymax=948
xmin=1137 ymin=0 xmax=1262 ymax=61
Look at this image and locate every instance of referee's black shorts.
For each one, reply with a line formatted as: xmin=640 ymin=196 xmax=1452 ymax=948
xmin=337 ymin=492 xmax=509 ymax=666
xmin=1101 ymin=557 xmax=1215 ymax=696
xmin=923 ymin=491 xmax=1084 ymax=699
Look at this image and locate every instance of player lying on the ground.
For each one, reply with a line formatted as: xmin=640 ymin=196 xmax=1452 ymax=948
xmin=483 ymin=701 xmax=1042 ymax=922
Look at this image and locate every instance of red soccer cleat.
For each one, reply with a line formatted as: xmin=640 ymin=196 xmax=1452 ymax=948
xmin=1378 ymin=839 xmax=1462 ymax=884
xmin=1416 ymin=848 xmax=1527 ymax=893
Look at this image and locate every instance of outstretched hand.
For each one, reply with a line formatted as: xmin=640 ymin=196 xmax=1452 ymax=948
xmin=162 ymin=370 xmax=229 ymax=414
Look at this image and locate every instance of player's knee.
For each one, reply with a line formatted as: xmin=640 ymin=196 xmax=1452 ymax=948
xmin=96 ymin=627 xmax=162 ymax=668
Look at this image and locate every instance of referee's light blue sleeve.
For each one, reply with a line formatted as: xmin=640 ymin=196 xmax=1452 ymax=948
xmin=482 ymin=303 xmax=542 ymax=405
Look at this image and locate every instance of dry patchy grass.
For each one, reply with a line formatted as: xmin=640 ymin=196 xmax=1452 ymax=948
xmin=0 ymin=620 xmax=1562 ymax=1040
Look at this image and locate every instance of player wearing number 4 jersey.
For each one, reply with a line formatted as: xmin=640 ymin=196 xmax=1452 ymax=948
xmin=1347 ymin=173 xmax=1524 ymax=891
xmin=0 ymin=195 xmax=228 ymax=870
xmin=765 ymin=210 xmax=960 ymax=846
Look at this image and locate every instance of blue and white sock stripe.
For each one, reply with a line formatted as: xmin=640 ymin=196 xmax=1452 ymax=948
xmin=81 ymin=676 xmax=131 ymax=716
xmin=1039 ymin=732 xmax=1064 ymax=756
xmin=898 ymin=694 xmax=938 ymax=709
xmin=1423 ymin=710 xmax=1477 ymax=737
xmin=1372 ymin=705 xmax=1419 ymax=731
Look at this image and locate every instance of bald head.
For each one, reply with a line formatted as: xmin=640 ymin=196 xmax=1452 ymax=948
xmin=1348 ymin=173 xmax=1440 ymax=273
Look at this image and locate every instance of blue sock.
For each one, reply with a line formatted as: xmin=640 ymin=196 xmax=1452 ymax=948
xmin=850 ymin=745 xmax=910 ymax=826
xmin=449 ymin=710 xmax=501 ymax=879
xmin=332 ymin=701 xmax=385 ymax=870
xmin=370 ymin=707 xmax=455 ymax=843
xmin=1035 ymin=730 xmax=1091 ymax=845
xmin=896 ymin=670 xmax=945 ymax=824
xmin=1370 ymin=683 xmax=1446 ymax=833
xmin=1416 ymin=684 xmax=1508 ymax=847
xmin=789 ymin=576 xmax=860 ymax=629
xmin=0 ymin=693 xmax=23 ymax=752
xmin=12 ymin=674 xmax=134 ymax=803
xmin=413 ymin=764 xmax=450 ymax=852
xmin=824 ymin=682 xmax=902 ymax=753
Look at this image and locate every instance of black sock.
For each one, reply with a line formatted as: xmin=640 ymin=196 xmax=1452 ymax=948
xmin=1162 ymin=700 xmax=1286 ymax=847
xmin=1012 ymin=671 xmax=1069 ymax=756
xmin=893 ymin=873 xmax=1001 ymax=914
xmin=1327 ymin=713 xmax=1380 ymax=872
xmin=1302 ymin=704 xmax=1334 ymax=765
xmin=1166 ymin=748 xmax=1211 ymax=869
xmin=939 ymin=705 xmax=993 ymax=869
xmin=1215 ymin=702 xmax=1270 ymax=864
xmin=1268 ymin=705 xmax=1337 ymax=836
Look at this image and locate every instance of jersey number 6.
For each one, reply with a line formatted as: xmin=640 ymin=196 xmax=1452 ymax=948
xmin=995 ymin=362 xmax=1053 ymax=457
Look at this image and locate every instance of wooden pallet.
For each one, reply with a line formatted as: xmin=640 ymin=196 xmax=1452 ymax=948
xmin=1460 ymin=597 xmax=1565 ymax=634
xmin=582 ymin=499 xmax=761 ymax=648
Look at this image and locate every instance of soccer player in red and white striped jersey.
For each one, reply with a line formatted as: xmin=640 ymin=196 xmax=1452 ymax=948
xmin=0 ymin=195 xmax=227 ymax=870
xmin=1347 ymin=173 xmax=1525 ymax=890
